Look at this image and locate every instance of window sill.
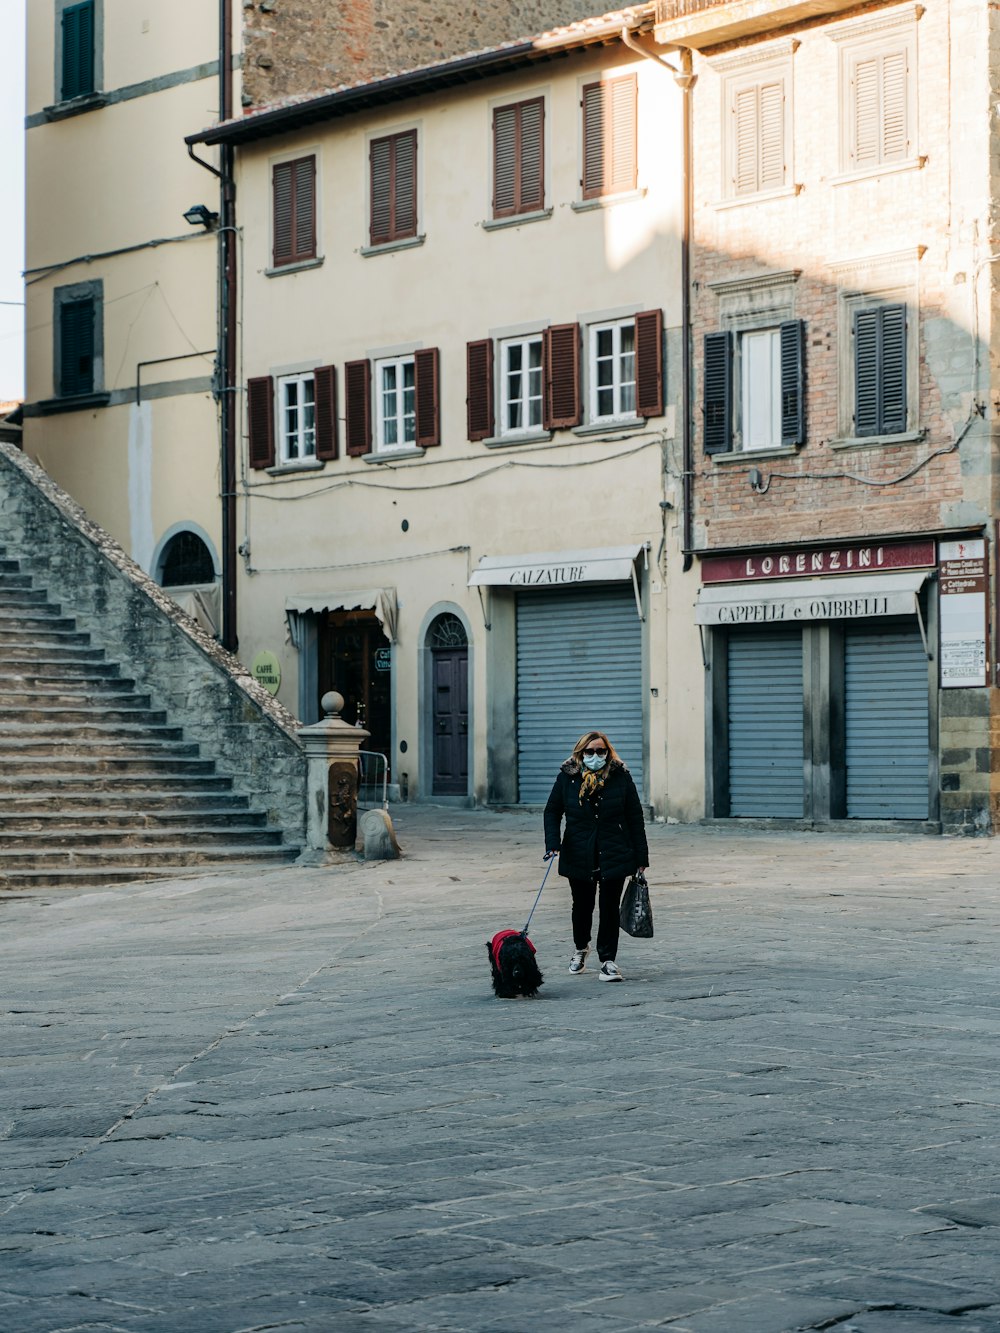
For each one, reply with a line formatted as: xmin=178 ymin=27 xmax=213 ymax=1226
xmin=43 ymin=92 xmax=108 ymax=121
xmin=481 ymin=208 xmax=553 ymax=232
xmin=570 ymin=187 xmax=647 ymax=214
xmin=360 ymin=235 xmax=426 ymax=258
xmin=361 ymin=446 xmax=427 ymax=464
xmin=830 ymin=431 xmax=923 ymax=451
xmin=714 ymin=184 xmax=802 ymax=211
xmin=264 ymin=256 xmax=324 ymax=278
xmin=266 ymin=458 xmax=325 ymax=475
xmin=32 ymin=392 xmax=111 ymax=417
xmin=482 ymin=430 xmax=553 ymax=449
xmin=572 ymin=417 xmax=645 ymax=438
xmin=831 ymin=157 xmax=927 ymax=187
xmin=710 ymin=444 xmax=800 ymax=463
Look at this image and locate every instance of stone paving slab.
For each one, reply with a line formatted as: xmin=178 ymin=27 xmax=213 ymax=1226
xmin=4 ymin=808 xmax=1000 ymax=1330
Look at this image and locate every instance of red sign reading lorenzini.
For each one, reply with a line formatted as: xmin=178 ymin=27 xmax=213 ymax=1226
xmin=700 ymin=540 xmax=936 ymax=584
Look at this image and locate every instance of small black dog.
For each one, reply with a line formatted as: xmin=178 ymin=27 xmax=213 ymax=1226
xmin=487 ymin=929 xmax=544 ymax=999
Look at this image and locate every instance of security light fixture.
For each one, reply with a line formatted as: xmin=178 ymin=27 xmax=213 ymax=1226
xmin=183 ymin=204 xmax=219 ymax=229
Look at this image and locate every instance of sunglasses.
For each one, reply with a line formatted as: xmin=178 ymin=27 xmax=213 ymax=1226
xmin=583 ymin=746 xmax=608 ymax=756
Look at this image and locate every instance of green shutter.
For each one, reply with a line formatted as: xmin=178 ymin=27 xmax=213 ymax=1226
xmin=62 ymin=1 xmax=95 ymax=100
xmin=703 ymin=331 xmax=732 ymax=454
xmin=779 ymin=319 xmax=805 ymax=446
xmin=60 ymin=298 xmax=95 ymax=396
xmin=854 ymin=304 xmax=906 ymax=437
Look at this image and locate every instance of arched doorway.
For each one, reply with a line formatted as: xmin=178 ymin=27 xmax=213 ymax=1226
xmin=428 ymin=612 xmax=468 ymax=796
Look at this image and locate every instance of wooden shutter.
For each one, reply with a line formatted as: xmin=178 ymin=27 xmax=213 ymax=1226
xmin=779 ymin=319 xmax=805 ymax=446
xmin=247 ymin=376 xmax=275 ymax=469
xmin=733 ymin=86 xmax=759 ymax=194
xmin=344 ymin=359 xmax=372 ymax=456
xmin=852 ymin=55 xmax=881 ymax=167
xmin=273 ymin=157 xmax=316 ymax=267
xmin=853 ymin=308 xmax=879 ymax=436
xmin=370 ymin=131 xmax=417 ymax=245
xmin=880 ymin=50 xmax=908 ymax=161
xmin=466 ymin=339 xmax=494 ymax=441
xmin=703 ymin=331 xmax=733 ymax=455
xmin=583 ymin=76 xmax=637 ymax=199
xmin=879 ymin=304 xmax=907 ymax=434
xmin=734 ymin=80 xmax=783 ymax=194
xmin=414 ymin=347 xmax=440 ymax=448
xmin=543 ymin=323 xmax=581 ymax=429
xmin=635 ymin=309 xmax=664 ymax=419
xmin=62 ymin=1 xmax=95 ymax=100
xmin=314 ymin=364 xmax=338 ymax=461
xmin=60 ymin=298 xmax=95 ymax=396
xmin=493 ymin=98 xmax=545 ymax=218
xmin=759 ymin=81 xmax=784 ymax=189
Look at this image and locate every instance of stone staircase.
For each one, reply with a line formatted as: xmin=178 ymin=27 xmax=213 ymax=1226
xmin=0 ymin=545 xmax=299 ymax=888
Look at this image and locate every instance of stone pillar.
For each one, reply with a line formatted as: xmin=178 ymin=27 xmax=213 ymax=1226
xmin=296 ymin=691 xmax=370 ymax=864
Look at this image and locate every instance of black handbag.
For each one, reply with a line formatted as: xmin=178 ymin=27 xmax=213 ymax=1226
xmin=619 ymin=870 xmax=653 ymax=938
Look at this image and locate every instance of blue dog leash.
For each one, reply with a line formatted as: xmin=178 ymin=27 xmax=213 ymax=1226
xmin=521 ymin=855 xmax=556 ymax=936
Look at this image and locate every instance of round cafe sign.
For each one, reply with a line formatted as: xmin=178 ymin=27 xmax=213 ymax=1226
xmin=250 ymin=650 xmax=281 ymax=696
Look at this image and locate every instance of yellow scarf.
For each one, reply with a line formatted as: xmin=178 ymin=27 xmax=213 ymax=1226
xmin=579 ymin=763 xmax=610 ymax=804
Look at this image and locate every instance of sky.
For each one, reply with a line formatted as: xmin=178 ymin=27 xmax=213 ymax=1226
xmin=1 ymin=0 xmax=26 ymax=402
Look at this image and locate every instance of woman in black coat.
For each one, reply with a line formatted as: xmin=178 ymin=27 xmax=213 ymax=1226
xmin=543 ymin=729 xmax=649 ymax=983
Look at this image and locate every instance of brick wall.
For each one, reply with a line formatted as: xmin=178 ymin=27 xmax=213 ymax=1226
xmin=242 ymin=0 xmax=618 ymax=107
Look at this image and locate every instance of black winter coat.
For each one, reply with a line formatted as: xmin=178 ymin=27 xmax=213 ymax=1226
xmin=543 ymin=758 xmax=649 ymax=881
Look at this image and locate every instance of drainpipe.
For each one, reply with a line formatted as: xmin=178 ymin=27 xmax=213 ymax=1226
xmin=218 ymin=0 xmax=238 ymax=651
xmin=620 ymin=30 xmax=696 ymax=571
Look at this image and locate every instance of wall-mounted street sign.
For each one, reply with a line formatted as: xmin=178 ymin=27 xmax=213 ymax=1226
xmin=251 ymin=650 xmax=281 ymax=695
xmin=939 ymin=539 xmax=988 ymax=688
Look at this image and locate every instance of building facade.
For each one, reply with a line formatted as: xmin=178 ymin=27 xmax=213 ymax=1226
xmin=189 ymin=16 xmax=706 ymax=815
xmin=655 ymin=0 xmax=1000 ymax=832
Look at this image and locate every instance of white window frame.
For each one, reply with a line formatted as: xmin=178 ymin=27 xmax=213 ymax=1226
xmin=277 ymin=371 xmax=316 ymax=464
xmin=375 ymin=354 xmax=416 ymax=451
xmin=588 ymin=318 xmax=637 ymax=424
xmin=499 ymin=334 xmax=544 ymax=437
xmin=828 ymin=6 xmax=921 ymax=180
xmin=712 ymin=42 xmax=796 ymax=203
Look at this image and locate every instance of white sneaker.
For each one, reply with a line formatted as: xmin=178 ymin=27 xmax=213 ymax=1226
xmin=568 ymin=946 xmax=590 ymax=974
xmin=598 ymin=960 xmax=624 ymax=982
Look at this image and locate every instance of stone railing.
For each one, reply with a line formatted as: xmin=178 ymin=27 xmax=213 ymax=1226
xmin=0 ymin=442 xmax=306 ymax=843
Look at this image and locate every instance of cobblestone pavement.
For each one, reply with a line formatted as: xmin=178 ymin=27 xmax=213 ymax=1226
xmin=3 ymin=807 xmax=1000 ymax=1333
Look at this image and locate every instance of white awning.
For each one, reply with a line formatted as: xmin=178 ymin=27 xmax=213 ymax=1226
xmin=285 ymin=588 xmax=397 ymax=642
xmin=468 ymin=544 xmax=644 ymax=588
xmin=695 ymin=571 xmax=929 ymax=626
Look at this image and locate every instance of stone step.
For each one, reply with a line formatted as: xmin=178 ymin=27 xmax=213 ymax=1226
xmin=1 ymin=664 xmax=127 ymax=685
xmin=0 ymin=737 xmax=196 ymax=759
xmin=0 ymin=849 xmax=298 ymax=889
xmin=0 ymin=771 xmax=233 ymax=793
xmin=0 ymin=629 xmax=91 ymax=648
xmin=0 ymin=647 xmax=107 ymax=665
xmin=0 ymin=711 xmax=171 ymax=730
xmin=2 ymin=790 xmax=249 ymax=812
xmin=0 ymin=609 xmax=74 ymax=628
xmin=0 ymin=696 xmax=152 ymax=716
xmin=0 ymin=807 xmax=265 ymax=832
xmin=0 ymin=588 xmax=49 ymax=606
xmin=0 ymin=844 xmax=296 ymax=871
xmin=1 ymin=826 xmax=284 ymax=850
xmin=0 ymin=559 xmax=22 ymax=574
xmin=0 ymin=755 xmax=216 ymax=776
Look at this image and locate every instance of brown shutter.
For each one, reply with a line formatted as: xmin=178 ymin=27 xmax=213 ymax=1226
xmin=247 ymin=376 xmax=275 ymax=469
xmin=543 ymin=323 xmax=581 ymax=430
xmin=493 ymin=97 xmax=544 ymax=219
xmin=370 ymin=131 xmax=417 ymax=245
xmin=314 ymin=364 xmax=338 ymax=461
xmin=519 ymin=97 xmax=544 ymax=212
xmin=294 ymin=156 xmax=317 ymax=259
xmin=493 ymin=105 xmax=518 ymax=218
xmin=370 ymin=137 xmax=392 ymax=245
xmin=344 ymin=359 xmax=371 ymax=456
xmin=583 ymin=76 xmax=637 ymax=199
xmin=272 ymin=163 xmax=293 ymax=266
xmin=466 ymin=339 xmax=494 ymax=441
xmin=414 ymin=347 xmax=440 ymax=448
xmin=634 ymin=310 xmax=663 ymax=418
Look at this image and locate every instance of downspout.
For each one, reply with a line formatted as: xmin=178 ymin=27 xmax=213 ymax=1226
xmin=219 ymin=0 xmax=238 ymax=651
xmin=620 ymin=30 xmax=696 ymax=571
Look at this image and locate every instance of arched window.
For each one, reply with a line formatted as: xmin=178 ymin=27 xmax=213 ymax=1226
xmin=428 ymin=613 xmax=468 ymax=650
xmin=159 ymin=531 xmax=215 ymax=587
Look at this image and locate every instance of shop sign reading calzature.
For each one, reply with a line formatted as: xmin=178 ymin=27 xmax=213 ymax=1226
xmin=701 ymin=540 xmax=936 ymax=584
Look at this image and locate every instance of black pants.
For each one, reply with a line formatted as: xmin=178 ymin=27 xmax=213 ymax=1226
xmin=569 ymin=875 xmax=626 ymax=962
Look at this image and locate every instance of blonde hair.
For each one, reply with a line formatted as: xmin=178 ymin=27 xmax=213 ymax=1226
xmin=569 ymin=730 xmax=621 ymax=767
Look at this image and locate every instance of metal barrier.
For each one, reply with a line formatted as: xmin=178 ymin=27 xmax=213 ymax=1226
xmin=357 ymin=750 xmax=389 ymax=810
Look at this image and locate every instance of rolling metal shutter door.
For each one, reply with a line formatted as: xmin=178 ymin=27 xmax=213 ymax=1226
xmin=727 ymin=630 xmax=804 ymax=817
xmin=516 ymin=585 xmax=643 ymax=803
xmin=845 ymin=625 xmax=928 ymax=819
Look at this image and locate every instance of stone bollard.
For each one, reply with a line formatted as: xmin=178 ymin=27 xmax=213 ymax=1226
xmin=358 ymin=807 xmax=401 ymax=861
xmin=295 ymin=691 xmax=369 ymax=865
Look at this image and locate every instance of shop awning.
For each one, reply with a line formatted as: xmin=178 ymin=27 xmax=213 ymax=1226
xmin=468 ymin=544 xmax=645 ymax=588
xmin=285 ymin=588 xmax=397 ymax=642
xmin=695 ymin=571 xmax=930 ymax=626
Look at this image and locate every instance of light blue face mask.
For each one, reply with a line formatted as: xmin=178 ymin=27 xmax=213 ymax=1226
xmin=582 ymin=753 xmax=607 ymax=772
